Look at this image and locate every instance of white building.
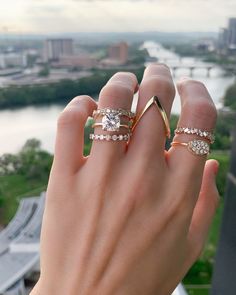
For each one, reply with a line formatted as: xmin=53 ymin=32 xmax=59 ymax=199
xmin=0 ymin=53 xmax=27 ymax=69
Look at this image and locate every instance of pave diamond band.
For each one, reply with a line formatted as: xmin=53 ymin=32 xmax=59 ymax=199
xmin=89 ymin=133 xmax=131 ymax=141
xmin=93 ymin=108 xmax=135 ymax=119
xmin=171 ymin=139 xmax=210 ymax=156
xmin=175 ymin=127 xmax=215 ymax=144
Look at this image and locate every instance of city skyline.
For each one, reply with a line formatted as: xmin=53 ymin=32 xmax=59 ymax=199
xmin=1 ymin=0 xmax=236 ymax=34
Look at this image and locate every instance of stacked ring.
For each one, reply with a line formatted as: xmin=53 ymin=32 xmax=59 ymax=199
xmin=174 ymin=127 xmax=215 ymax=144
xmin=90 ymin=107 xmax=134 ymax=142
xmin=171 ymin=139 xmax=210 ymax=156
xmin=89 ymin=96 xmax=171 ymax=143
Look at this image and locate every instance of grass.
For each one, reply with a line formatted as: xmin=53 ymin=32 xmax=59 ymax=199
xmin=0 ymin=174 xmax=47 ymax=225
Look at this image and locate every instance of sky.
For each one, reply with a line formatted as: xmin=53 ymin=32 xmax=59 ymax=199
xmin=0 ymin=0 xmax=235 ymax=34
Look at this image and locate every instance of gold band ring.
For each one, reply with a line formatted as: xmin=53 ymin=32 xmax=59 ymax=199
xmin=93 ymin=108 xmax=135 ymax=119
xmin=131 ymin=96 xmax=170 ymax=138
xmin=92 ymin=122 xmax=131 ymax=130
xmin=171 ymin=139 xmax=210 ymax=156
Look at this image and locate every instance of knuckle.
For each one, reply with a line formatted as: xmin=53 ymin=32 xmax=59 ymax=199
xmin=113 ymin=71 xmax=138 ymax=83
xmin=141 ymin=76 xmax=176 ymax=98
xmin=177 ymin=79 xmax=207 ymax=94
xmin=57 ymin=106 xmax=87 ymax=127
xmin=147 ymin=63 xmax=171 ymax=72
xmin=183 ymin=98 xmax=217 ymax=124
xmin=70 ymin=95 xmax=96 ymax=107
xmin=100 ymin=83 xmax=133 ymax=101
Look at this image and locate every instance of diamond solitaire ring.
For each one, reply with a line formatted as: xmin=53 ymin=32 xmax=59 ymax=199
xmin=175 ymin=127 xmax=215 ymax=144
xmin=171 ymin=139 xmax=210 ymax=156
xmin=92 ymin=107 xmax=134 ymax=132
xmin=92 ymin=113 xmax=132 ymax=132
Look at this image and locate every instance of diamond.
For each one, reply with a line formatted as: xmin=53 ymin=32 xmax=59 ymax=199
xmin=112 ymin=135 xmax=118 ymax=141
xmin=188 ymin=140 xmax=209 ymax=156
xmin=102 ymin=113 xmax=120 ymax=131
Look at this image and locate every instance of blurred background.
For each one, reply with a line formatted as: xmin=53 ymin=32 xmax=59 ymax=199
xmin=0 ymin=1 xmax=236 ymax=294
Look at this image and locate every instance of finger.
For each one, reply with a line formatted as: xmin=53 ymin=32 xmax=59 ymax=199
xmin=90 ymin=72 xmax=138 ymax=159
xmin=168 ymin=78 xmax=217 ymax=179
xmin=53 ymin=95 xmax=97 ymax=174
xmin=128 ymin=63 xmax=175 ymax=159
xmin=187 ymin=159 xmax=220 ymax=260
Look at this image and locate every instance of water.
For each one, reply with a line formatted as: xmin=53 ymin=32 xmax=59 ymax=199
xmin=0 ymin=41 xmax=234 ymax=155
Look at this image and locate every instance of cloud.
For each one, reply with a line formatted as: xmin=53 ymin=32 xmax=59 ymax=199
xmin=1 ymin=0 xmax=235 ymax=33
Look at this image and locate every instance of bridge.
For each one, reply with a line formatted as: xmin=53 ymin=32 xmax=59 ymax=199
xmin=169 ymin=64 xmax=215 ymax=77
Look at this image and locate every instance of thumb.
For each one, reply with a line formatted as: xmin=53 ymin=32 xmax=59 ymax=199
xmin=187 ymin=159 xmax=220 ymax=258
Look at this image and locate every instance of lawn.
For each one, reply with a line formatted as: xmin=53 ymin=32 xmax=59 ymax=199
xmin=0 ymin=174 xmax=47 ymax=225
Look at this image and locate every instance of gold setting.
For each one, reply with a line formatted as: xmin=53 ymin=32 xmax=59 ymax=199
xmin=131 ymin=95 xmax=170 ymax=138
xmin=171 ymin=139 xmax=210 ymax=156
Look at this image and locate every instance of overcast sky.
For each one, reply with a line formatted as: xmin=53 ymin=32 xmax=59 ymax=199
xmin=0 ymin=0 xmax=235 ymax=34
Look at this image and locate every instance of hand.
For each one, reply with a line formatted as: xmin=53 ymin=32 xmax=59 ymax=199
xmin=31 ymin=64 xmax=219 ymax=295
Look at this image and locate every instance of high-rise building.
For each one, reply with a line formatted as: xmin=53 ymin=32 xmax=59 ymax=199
xmin=218 ymin=18 xmax=236 ymax=53
xmin=44 ymin=39 xmax=74 ymax=62
xmin=108 ymin=42 xmax=128 ymax=64
xmin=228 ymin=18 xmax=236 ymax=48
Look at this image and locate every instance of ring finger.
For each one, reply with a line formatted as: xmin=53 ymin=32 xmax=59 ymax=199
xmin=90 ymin=72 xmax=138 ymax=160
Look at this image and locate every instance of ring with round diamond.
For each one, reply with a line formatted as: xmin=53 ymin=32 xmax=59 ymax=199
xmin=174 ymin=127 xmax=215 ymax=144
xmin=89 ymin=133 xmax=131 ymax=142
xmin=92 ymin=107 xmax=134 ymax=132
xmin=171 ymin=139 xmax=210 ymax=156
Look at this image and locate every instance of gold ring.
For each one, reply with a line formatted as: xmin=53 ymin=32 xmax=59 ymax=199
xmin=131 ymin=96 xmax=170 ymax=138
xmin=171 ymin=139 xmax=210 ymax=156
xmin=92 ymin=108 xmax=134 ymax=132
xmin=175 ymin=127 xmax=215 ymax=144
xmin=93 ymin=108 xmax=135 ymax=119
xmin=92 ymin=122 xmax=131 ymax=131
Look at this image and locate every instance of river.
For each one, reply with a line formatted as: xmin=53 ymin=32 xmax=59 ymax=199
xmin=0 ymin=41 xmax=234 ymax=155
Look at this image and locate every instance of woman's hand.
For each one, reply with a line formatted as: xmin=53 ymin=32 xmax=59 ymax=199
xmin=31 ymin=64 xmax=219 ymax=295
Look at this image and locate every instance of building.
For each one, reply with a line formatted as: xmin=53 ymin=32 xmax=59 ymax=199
xmin=43 ymin=39 xmax=74 ymax=62
xmin=0 ymin=53 xmax=27 ymax=69
xmin=55 ymin=55 xmax=98 ymax=69
xmin=218 ymin=18 xmax=236 ymax=53
xmin=107 ymin=42 xmax=128 ymax=64
xmin=228 ymin=18 xmax=236 ymax=49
